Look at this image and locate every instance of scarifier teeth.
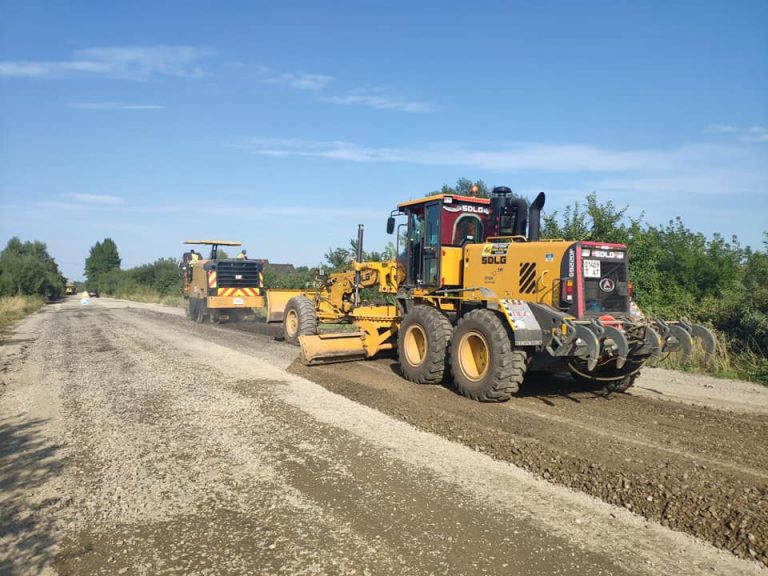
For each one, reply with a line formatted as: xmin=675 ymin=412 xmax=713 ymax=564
xmin=572 ymin=324 xmax=601 ymax=371
xmin=642 ymin=326 xmax=663 ymax=360
xmin=668 ymin=324 xmax=694 ymax=362
xmin=600 ymin=324 xmax=629 ymax=369
xmin=651 ymin=319 xmax=717 ymax=365
xmin=690 ymin=324 xmax=718 ymax=365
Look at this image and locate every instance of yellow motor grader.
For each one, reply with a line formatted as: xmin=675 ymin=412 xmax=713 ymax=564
xmin=181 ymin=240 xmax=266 ymax=323
xmin=273 ymin=188 xmax=716 ymax=401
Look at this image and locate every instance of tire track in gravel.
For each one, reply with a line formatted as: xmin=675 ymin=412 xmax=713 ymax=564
xmin=289 ymin=357 xmax=768 ymax=567
xmin=358 ymin=359 xmax=768 ymax=479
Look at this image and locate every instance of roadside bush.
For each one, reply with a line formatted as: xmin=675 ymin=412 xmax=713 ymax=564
xmin=94 ymin=258 xmax=182 ymax=299
xmin=0 ymin=238 xmax=65 ymax=299
xmin=543 ymin=195 xmax=767 ymax=384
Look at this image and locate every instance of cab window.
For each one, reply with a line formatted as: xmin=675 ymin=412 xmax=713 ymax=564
xmin=452 ymin=215 xmax=483 ymax=245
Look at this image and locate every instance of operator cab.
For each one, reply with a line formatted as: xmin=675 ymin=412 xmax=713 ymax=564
xmin=388 ymin=187 xmax=540 ymax=288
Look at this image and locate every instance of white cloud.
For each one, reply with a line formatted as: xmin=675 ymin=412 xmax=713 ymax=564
xmin=255 ymin=66 xmax=333 ymax=90
xmin=70 ymin=102 xmax=164 ymax=110
xmin=0 ymin=45 xmax=211 ymax=80
xmin=65 ymin=193 xmax=125 ymax=205
xmin=233 ymin=138 xmax=676 ymax=172
xmin=232 ymin=137 xmax=767 ymax=209
xmin=705 ymin=124 xmax=768 ymax=143
xmin=253 ymin=66 xmax=431 ymax=112
xmin=321 ymin=89 xmax=433 ymax=113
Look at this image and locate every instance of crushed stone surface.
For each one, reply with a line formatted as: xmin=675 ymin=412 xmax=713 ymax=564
xmin=0 ymin=297 xmax=765 ymax=575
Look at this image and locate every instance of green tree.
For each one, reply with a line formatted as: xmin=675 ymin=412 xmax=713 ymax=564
xmin=435 ymin=177 xmax=491 ymax=198
xmin=324 ymin=246 xmax=352 ymax=271
xmin=85 ymin=238 xmax=121 ymax=287
xmin=262 ymin=265 xmax=316 ymax=289
xmin=541 ymin=192 xmax=631 ymax=244
xmin=0 ymin=237 xmax=65 ymax=298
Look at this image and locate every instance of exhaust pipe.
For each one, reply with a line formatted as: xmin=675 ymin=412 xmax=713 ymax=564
xmin=354 ymin=224 xmax=364 ymax=306
xmin=490 ymin=187 xmax=529 ymax=237
xmin=528 ymin=192 xmax=546 ymax=241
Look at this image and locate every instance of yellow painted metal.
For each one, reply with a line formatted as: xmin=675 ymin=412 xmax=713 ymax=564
xmin=463 ymin=240 xmax=572 ymax=306
xmin=266 ymin=289 xmax=306 ymax=323
xmin=206 ymin=295 xmax=265 ymax=309
xmin=285 ymin=308 xmax=299 ymax=338
xmin=397 ymin=193 xmax=491 ymax=210
xmin=299 ymin=304 xmax=400 ymax=365
xmin=300 ymin=332 xmax=368 ymax=365
xmin=440 ymin=246 xmax=463 ymax=286
xmin=403 ymin=323 xmax=427 ymax=366
xmin=457 ymin=331 xmax=490 ymax=382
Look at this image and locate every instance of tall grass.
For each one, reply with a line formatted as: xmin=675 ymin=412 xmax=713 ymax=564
xmin=0 ymin=295 xmax=46 ymax=334
xmin=105 ymin=286 xmax=185 ymax=308
xmin=656 ymin=330 xmax=768 ymax=384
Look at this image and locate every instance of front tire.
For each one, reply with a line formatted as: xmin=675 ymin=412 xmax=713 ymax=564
xmin=397 ymin=305 xmax=452 ymax=384
xmin=283 ymin=296 xmax=318 ymax=345
xmin=450 ymin=309 xmax=527 ymax=402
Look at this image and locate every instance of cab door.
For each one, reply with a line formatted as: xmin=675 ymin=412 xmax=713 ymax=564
xmin=421 ymin=202 xmax=441 ymax=286
xmin=404 ymin=201 xmax=441 ymax=287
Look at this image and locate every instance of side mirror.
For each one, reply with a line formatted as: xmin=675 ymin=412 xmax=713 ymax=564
xmin=386 ymin=216 xmax=395 ymax=235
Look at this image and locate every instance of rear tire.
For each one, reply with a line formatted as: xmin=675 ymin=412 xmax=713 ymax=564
xmin=397 ymin=305 xmax=452 ymax=384
xmin=572 ymin=371 xmax=639 ymax=393
xmin=450 ymin=309 xmax=526 ymax=402
xmin=195 ymin=299 xmax=207 ymax=323
xmin=283 ymin=296 xmax=318 ymax=345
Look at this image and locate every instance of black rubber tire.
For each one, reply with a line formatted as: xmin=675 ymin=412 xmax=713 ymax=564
xmin=606 ymin=374 xmax=638 ymax=392
xmin=397 ymin=305 xmax=452 ymax=384
xmin=283 ymin=296 xmax=318 ymax=345
xmin=450 ymin=309 xmax=527 ymax=402
xmin=193 ymin=299 xmax=207 ymax=323
xmin=572 ymin=371 xmax=639 ymax=393
xmin=229 ymin=309 xmax=247 ymax=323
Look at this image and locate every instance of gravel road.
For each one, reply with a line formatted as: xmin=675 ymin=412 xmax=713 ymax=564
xmin=1 ymin=297 xmax=766 ymax=576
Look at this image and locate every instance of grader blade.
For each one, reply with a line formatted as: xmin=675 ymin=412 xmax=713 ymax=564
xmin=300 ymin=332 xmax=368 ymax=365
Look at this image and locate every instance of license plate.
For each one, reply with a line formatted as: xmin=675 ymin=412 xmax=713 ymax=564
xmin=233 ymin=297 xmax=244 ymax=305
xmin=583 ymin=259 xmax=601 ymax=278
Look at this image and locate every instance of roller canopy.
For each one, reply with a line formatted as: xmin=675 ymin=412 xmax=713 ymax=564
xmin=184 ymin=240 xmax=242 ymax=246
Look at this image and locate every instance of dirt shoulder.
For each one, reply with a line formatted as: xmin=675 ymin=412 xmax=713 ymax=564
xmin=631 ymin=366 xmax=768 ymax=415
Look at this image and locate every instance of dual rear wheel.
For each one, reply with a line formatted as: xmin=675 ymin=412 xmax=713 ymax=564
xmin=397 ymin=306 xmax=527 ymax=402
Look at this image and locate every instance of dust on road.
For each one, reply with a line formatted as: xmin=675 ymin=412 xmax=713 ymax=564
xmin=0 ymin=297 xmax=765 ymax=575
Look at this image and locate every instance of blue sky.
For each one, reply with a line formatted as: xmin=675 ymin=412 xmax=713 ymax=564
xmin=1 ymin=0 xmax=766 ymax=281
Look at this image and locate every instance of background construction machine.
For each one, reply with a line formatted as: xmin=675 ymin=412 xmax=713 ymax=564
xmin=271 ymin=188 xmax=716 ymax=401
xmin=181 ymin=240 xmax=265 ymax=323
